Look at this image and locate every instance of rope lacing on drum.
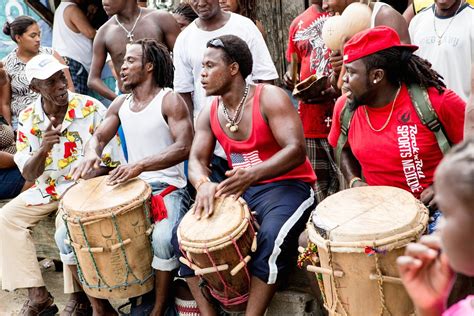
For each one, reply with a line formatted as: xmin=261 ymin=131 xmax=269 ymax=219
xmin=63 ymin=197 xmax=155 ymax=291
xmin=111 ymin=212 xmax=140 ymax=284
xmin=204 ymin=247 xmax=249 ymax=306
xmin=373 ymin=243 xmax=393 ymax=316
xmin=62 ymin=212 xmax=95 ymax=289
xmin=325 ymin=240 xmax=349 ymax=316
xmin=179 ymin=216 xmax=257 ymax=308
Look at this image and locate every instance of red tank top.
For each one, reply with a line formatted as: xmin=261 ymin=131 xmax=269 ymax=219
xmin=210 ymin=84 xmax=316 ymax=185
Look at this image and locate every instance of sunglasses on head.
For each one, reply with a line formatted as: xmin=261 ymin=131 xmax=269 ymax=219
xmin=207 ymin=38 xmax=225 ymax=49
xmin=207 ymin=38 xmax=236 ymax=63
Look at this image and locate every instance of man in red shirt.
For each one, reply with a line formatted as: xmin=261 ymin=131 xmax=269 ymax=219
xmin=328 ymin=26 xmax=465 ymax=231
xmin=284 ymin=0 xmax=340 ymax=202
xmin=173 ymin=34 xmax=316 ymax=316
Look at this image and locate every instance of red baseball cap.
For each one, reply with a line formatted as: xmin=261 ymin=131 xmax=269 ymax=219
xmin=343 ymin=26 xmax=418 ymax=64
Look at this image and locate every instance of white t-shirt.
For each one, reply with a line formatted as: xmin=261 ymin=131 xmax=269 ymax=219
xmin=173 ymin=13 xmax=278 ymax=120
xmin=409 ymin=4 xmax=474 ymax=102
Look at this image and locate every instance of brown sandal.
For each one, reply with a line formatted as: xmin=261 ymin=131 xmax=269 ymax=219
xmin=60 ymin=299 xmax=92 ymax=316
xmin=19 ymin=293 xmax=59 ymax=316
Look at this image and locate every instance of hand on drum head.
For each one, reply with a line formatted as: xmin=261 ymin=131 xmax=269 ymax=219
xmin=70 ymin=151 xmax=102 ymax=181
xmin=193 ymin=181 xmax=218 ymax=219
xmin=106 ymin=163 xmax=143 ymax=185
xmin=397 ymin=235 xmax=455 ymax=314
xmin=216 ymin=168 xmax=256 ymax=199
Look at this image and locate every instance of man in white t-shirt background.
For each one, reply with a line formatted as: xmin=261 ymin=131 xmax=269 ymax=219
xmin=173 ymin=0 xmax=278 ymax=181
xmin=409 ymin=0 xmax=474 ymax=102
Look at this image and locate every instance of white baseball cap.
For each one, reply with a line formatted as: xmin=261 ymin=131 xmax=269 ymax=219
xmin=25 ymin=54 xmax=68 ymax=84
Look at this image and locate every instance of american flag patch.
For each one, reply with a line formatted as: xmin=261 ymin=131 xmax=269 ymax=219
xmin=230 ymin=151 xmax=262 ymax=169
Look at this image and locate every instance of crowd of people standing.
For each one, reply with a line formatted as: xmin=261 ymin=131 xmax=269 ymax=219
xmin=0 ymin=0 xmax=472 ymax=315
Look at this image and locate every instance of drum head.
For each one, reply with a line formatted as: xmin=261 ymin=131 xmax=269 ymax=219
xmin=62 ymin=176 xmax=150 ymax=216
xmin=179 ymin=196 xmax=248 ymax=246
xmin=312 ymin=186 xmax=426 ymax=243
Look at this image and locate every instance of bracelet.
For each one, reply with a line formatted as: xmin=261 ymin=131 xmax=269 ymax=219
xmin=349 ymin=177 xmax=362 ymax=188
xmin=194 ymin=176 xmax=211 ymax=190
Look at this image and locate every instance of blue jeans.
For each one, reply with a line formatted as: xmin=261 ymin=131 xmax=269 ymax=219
xmin=55 ymin=181 xmax=190 ymax=271
xmin=149 ymin=182 xmax=190 ymax=271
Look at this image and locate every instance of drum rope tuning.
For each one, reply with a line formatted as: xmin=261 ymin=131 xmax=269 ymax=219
xmin=373 ymin=249 xmax=393 ymax=316
xmin=178 ymin=215 xmax=257 ymax=307
xmin=62 ymin=196 xmax=155 ymax=291
xmin=325 ymin=239 xmax=349 ymax=316
xmin=308 ymin=187 xmax=429 ymax=316
xmin=177 ymin=199 xmax=259 ymax=310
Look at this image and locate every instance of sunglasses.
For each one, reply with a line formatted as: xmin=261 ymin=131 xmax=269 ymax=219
xmin=207 ymin=38 xmax=235 ymax=62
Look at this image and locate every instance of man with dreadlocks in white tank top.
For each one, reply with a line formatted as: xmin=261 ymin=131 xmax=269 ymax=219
xmin=66 ymin=39 xmax=194 ymax=316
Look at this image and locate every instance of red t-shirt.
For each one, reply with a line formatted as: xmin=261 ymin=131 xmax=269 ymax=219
xmin=328 ymin=84 xmax=465 ymax=198
xmin=286 ymin=6 xmax=333 ymax=139
xmin=210 ymin=84 xmax=316 ymax=185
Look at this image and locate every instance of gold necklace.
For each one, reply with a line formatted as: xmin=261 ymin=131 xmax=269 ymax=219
xmin=364 ymin=86 xmax=401 ymax=132
xmin=433 ymin=0 xmax=463 ymax=45
xmin=221 ymin=84 xmax=250 ymax=133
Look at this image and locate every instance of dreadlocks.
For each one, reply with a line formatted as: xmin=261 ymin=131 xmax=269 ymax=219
xmin=135 ymin=38 xmax=174 ymax=88
xmin=362 ymin=47 xmax=446 ymax=93
xmin=172 ymin=3 xmax=198 ymax=25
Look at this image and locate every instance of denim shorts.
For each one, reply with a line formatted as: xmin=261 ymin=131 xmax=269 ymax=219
xmin=172 ymin=180 xmax=316 ymax=284
xmin=55 ymin=180 xmax=190 ymax=272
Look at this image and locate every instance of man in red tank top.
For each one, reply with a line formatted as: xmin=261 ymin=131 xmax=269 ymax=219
xmin=172 ymin=35 xmax=317 ymax=315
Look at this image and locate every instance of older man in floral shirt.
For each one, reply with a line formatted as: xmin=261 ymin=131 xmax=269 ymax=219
xmin=0 ymin=54 xmax=124 ymax=315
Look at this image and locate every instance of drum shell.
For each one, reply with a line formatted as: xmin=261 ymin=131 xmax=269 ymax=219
xmin=63 ymin=178 xmax=154 ymax=299
xmin=178 ymin=197 xmax=255 ymax=311
xmin=307 ymin=186 xmax=429 ymax=315
xmin=308 ymin=224 xmax=413 ymax=315
xmin=184 ymin=222 xmax=253 ymax=308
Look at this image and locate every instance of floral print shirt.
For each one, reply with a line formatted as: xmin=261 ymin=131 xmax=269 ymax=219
xmin=14 ymin=92 xmax=125 ymax=205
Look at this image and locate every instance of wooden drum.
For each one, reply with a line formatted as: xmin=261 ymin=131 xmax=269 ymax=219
xmin=177 ymin=196 xmax=257 ymax=311
xmin=61 ymin=176 xmax=153 ymax=299
xmin=307 ymin=186 xmax=429 ymax=315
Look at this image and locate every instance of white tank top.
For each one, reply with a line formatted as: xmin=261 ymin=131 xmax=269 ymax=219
xmin=371 ymin=2 xmax=391 ymax=28
xmin=52 ymin=2 xmax=93 ymax=72
xmin=119 ymin=88 xmax=187 ymax=188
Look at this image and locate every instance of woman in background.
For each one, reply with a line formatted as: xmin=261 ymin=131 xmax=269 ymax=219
xmin=0 ymin=15 xmax=73 ymax=130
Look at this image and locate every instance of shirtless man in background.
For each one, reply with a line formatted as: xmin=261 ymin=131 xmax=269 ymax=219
xmin=88 ymin=0 xmax=180 ymax=100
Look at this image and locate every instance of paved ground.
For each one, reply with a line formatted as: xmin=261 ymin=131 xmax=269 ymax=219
xmin=0 ymin=260 xmax=127 ymax=316
xmin=0 ymin=260 xmax=323 ymax=316
xmin=0 ymin=260 xmax=68 ymax=315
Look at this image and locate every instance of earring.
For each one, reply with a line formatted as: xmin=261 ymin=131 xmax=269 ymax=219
xmin=373 ymin=80 xmax=377 ymax=84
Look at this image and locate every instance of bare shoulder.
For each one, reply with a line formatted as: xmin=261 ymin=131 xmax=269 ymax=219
xmin=162 ymin=90 xmax=188 ymax=114
xmin=96 ymin=19 xmax=114 ymax=40
xmin=261 ymin=84 xmax=292 ymax=109
xmin=376 ymin=3 xmax=405 ymax=20
xmin=144 ymin=8 xmax=177 ymax=26
xmin=258 ymin=84 xmax=295 ymax=121
xmin=108 ymin=94 xmax=128 ymax=115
